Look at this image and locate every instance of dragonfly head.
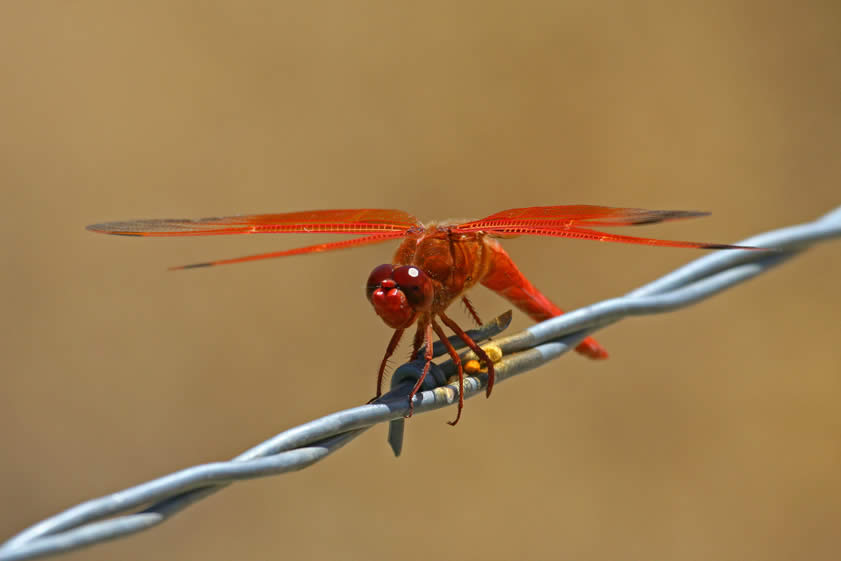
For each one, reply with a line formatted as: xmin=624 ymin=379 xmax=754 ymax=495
xmin=366 ymin=264 xmax=434 ymax=329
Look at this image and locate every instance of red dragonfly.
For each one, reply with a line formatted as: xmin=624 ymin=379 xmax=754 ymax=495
xmin=88 ymin=206 xmax=750 ymax=424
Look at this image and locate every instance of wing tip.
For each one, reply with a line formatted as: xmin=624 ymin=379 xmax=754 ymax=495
xmin=631 ymin=210 xmax=711 ymax=225
xmin=86 ymin=223 xmax=143 ymax=236
xmin=86 ymin=223 xmax=109 ymax=233
xmin=169 ymin=262 xmax=213 ymax=271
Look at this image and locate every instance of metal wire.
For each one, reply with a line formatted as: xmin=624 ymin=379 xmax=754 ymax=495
xmin=2 ymin=205 xmax=840 ymax=561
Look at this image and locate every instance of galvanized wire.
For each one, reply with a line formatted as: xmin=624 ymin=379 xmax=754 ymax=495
xmin=2 ymin=205 xmax=840 ymax=561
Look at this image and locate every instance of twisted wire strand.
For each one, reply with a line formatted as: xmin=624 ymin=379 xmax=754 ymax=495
xmin=2 ymin=205 xmax=839 ymax=561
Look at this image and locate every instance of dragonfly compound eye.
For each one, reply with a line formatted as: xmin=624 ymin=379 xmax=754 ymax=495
xmin=365 ymin=264 xmax=394 ymax=302
xmin=391 ymin=266 xmax=434 ymax=310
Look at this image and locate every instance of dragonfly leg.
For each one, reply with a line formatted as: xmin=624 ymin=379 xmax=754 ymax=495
xmin=431 ymin=318 xmax=464 ymax=426
xmin=410 ymin=325 xmax=425 ymax=360
xmin=373 ymin=328 xmax=404 ymax=400
xmin=406 ymin=322 xmax=434 ymax=417
xmin=439 ymin=311 xmax=496 ymax=398
xmin=461 ymin=296 xmax=483 ymax=326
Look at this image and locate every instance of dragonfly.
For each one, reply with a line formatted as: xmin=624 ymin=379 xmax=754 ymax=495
xmin=88 ymin=206 xmax=753 ymax=425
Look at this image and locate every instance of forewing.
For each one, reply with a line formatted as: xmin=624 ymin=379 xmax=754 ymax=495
xmin=87 ymin=209 xmax=418 ymax=237
xmin=455 ymin=205 xmax=710 ymax=230
xmin=453 ymin=205 xmax=757 ymax=250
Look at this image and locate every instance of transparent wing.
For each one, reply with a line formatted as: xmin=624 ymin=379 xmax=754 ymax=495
xmin=87 ymin=209 xmax=417 ymax=269
xmin=87 ymin=209 xmax=418 ymax=237
xmin=453 ymin=205 xmax=756 ymax=250
xmin=169 ymin=233 xmax=406 ymax=270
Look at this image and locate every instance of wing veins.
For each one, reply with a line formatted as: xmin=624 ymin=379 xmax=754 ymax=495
xmin=170 ymin=232 xmax=405 ymax=270
xmin=87 ymin=209 xmax=418 ymax=237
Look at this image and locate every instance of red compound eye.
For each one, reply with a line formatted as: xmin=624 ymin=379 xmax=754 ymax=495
xmin=365 ymin=264 xmax=394 ymax=302
xmin=391 ymin=266 xmax=433 ymax=310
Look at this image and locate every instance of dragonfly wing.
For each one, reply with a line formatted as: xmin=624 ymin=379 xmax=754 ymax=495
xmin=485 ymin=225 xmax=754 ymax=249
xmin=453 ymin=205 xmax=757 ymax=250
xmin=170 ymin=233 xmax=406 ymax=269
xmin=87 ymin=209 xmax=419 ymax=236
xmin=455 ymin=205 xmax=709 ymax=229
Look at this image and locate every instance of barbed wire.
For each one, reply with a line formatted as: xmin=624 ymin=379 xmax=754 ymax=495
xmin=2 ymin=205 xmax=840 ymax=561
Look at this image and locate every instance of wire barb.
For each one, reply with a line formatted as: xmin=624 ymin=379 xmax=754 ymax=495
xmin=3 ymin=205 xmax=841 ymax=561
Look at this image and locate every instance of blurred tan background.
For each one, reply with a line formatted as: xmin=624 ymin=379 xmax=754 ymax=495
xmin=1 ymin=1 xmax=840 ymax=560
